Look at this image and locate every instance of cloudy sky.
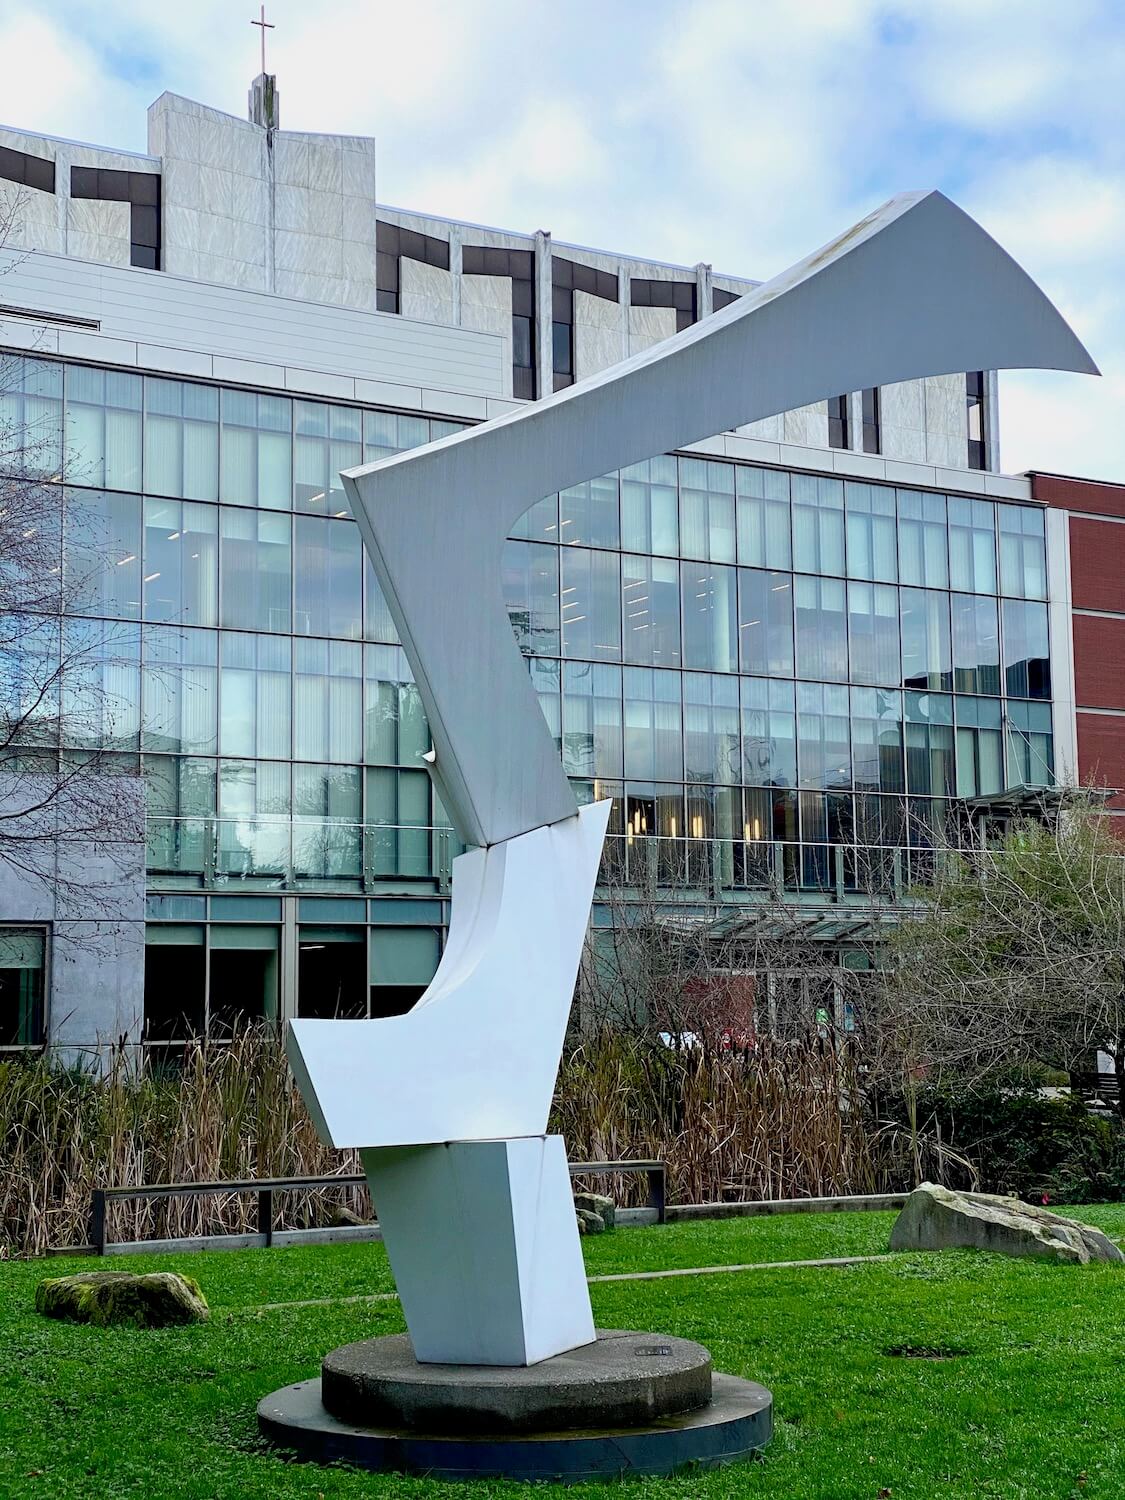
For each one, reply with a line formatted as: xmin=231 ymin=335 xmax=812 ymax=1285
xmin=2 ymin=0 xmax=1121 ymax=480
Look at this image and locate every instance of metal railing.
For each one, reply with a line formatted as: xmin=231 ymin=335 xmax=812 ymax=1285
xmin=87 ymin=1158 xmax=666 ymax=1254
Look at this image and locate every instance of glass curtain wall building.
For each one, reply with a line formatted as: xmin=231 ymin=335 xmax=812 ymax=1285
xmin=1 ymin=355 xmax=1053 ymax=1047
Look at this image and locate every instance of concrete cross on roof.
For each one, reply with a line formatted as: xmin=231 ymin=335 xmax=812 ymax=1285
xmin=251 ymin=4 xmax=275 ymax=75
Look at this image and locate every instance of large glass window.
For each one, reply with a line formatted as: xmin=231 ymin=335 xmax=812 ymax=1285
xmin=293 ymin=764 xmax=361 ymax=879
xmin=561 ymin=546 xmax=621 ymax=661
xmin=848 ymin=582 xmax=899 ymax=687
xmin=681 ymin=561 xmax=737 ymax=673
xmin=1006 ymin=701 xmax=1053 ymax=788
xmin=294 ymin=639 xmax=362 ymax=763
xmin=794 ymin=575 xmax=847 ymax=681
xmin=362 ymin=554 xmax=399 ymax=644
xmin=622 ymin=555 xmax=680 ymax=667
xmin=623 ymin=667 xmax=682 ymax=782
xmin=0 ymin=356 xmax=62 ymax=478
xmin=531 ymin=657 xmax=561 ymax=755
xmin=620 ymin=456 xmax=678 ymax=556
xmin=562 ymin=662 xmax=623 ymax=780
xmin=294 ymin=401 xmax=362 ymax=513
xmin=294 ymin=516 xmax=363 ymax=640
xmin=145 ymin=756 xmax=215 ymax=876
xmin=792 ymin=473 xmax=844 ymax=575
xmin=900 ymin=587 xmax=952 ymax=691
xmin=502 ymin=540 xmax=559 ymax=657
xmin=219 ymin=632 xmax=290 ymax=759
xmin=142 ymin=498 xmax=217 ymax=626
xmin=219 ymin=509 xmax=292 ymax=632
xmin=64 ymin=366 xmax=142 ymax=492
xmin=143 ymin=378 xmax=219 ymax=500
xmin=65 ymin=488 xmax=142 ymax=619
xmin=0 ymin=928 xmax=47 ymax=1047
xmin=510 ymin=493 xmax=559 ymax=543
xmin=220 ymin=389 xmax=291 ymax=509
xmin=851 ymin=687 xmax=904 ymax=794
xmin=998 ymin=504 xmax=1047 ymax=600
xmin=797 ymin=681 xmax=851 ymax=790
xmin=955 ymin=696 xmax=1003 ymax=798
xmin=736 ymin=465 xmax=790 ymax=570
xmin=905 ymin=691 xmax=955 ymax=797
xmin=738 ymin=569 xmax=793 ymax=677
xmin=365 ymin=644 xmax=429 ymax=766
xmin=845 ymin=482 xmax=897 ymax=582
xmin=366 ymin=766 xmax=432 ymax=878
xmin=1002 ymin=599 xmax=1050 ymax=699
xmin=218 ymin=759 xmax=290 ymax=877
xmin=560 ymin=472 xmax=619 ymax=550
xmin=141 ymin=625 xmax=217 ymax=755
xmin=898 ymin=490 xmax=948 ymax=588
xmin=679 ymin=458 xmax=735 ymax=563
xmin=951 ymin=592 xmax=1000 ymax=696
xmin=62 ymin=619 xmax=140 ymax=751
xmin=741 ymin=676 xmax=797 ymax=787
xmin=0 ymin=615 xmax=59 ymax=751
xmin=948 ymin=497 xmax=997 ymax=594
xmin=683 ymin=673 xmax=739 ymax=784
xmin=363 ymin=409 xmax=431 ymax=463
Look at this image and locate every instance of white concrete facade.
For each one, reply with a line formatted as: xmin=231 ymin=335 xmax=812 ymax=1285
xmin=1 ymin=82 xmax=995 ymax=471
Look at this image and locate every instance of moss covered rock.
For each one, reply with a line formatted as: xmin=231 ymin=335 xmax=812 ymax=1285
xmin=574 ymin=1191 xmax=615 ymax=1230
xmin=35 ymin=1270 xmax=209 ymax=1327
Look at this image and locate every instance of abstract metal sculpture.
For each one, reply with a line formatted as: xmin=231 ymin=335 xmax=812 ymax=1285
xmin=287 ymin=191 xmax=1095 ymax=1368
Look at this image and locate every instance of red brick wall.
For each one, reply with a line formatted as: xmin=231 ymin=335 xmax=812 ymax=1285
xmin=1032 ymin=472 xmax=1125 ymax=520
xmin=1069 ymin=518 xmax=1125 ymax=613
xmin=1077 ymin=713 xmax=1125 ymax=803
xmin=1073 ymin=616 xmax=1125 ymax=709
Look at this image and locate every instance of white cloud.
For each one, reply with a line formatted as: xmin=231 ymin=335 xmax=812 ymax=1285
xmin=0 ymin=0 xmax=1120 ymax=478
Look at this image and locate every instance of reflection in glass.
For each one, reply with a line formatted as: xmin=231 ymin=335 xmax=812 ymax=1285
xmin=741 ymin=676 xmax=796 ymax=787
xmin=561 ymin=546 xmax=621 ymax=660
xmin=622 ymin=555 xmax=680 ymax=667
xmin=1002 ymin=599 xmax=1050 ymax=699
xmin=845 ymin=482 xmax=897 ymax=582
xmin=502 ymin=540 xmax=559 ymax=657
xmin=948 ymin=496 xmax=997 ymax=594
xmin=620 ymin=456 xmax=678 ymax=556
xmin=795 ymin=575 xmax=847 ymax=681
xmin=679 ymin=458 xmax=735 ymax=563
xmin=898 ymin=490 xmax=948 ymax=588
xmin=738 ymin=569 xmax=793 ymax=677
xmin=951 ymin=592 xmax=1000 ymax=695
xmin=900 ymin=587 xmax=952 ymax=691
xmin=736 ymin=465 xmax=790 ymax=570
xmin=681 ymin=561 xmax=737 ymax=672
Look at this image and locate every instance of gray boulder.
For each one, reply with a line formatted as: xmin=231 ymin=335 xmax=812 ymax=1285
xmin=890 ymin=1183 xmax=1124 ymax=1265
xmin=575 ymin=1208 xmax=605 ymax=1236
xmin=36 ymin=1270 xmax=210 ymax=1326
xmin=574 ymin=1191 xmax=615 ymax=1231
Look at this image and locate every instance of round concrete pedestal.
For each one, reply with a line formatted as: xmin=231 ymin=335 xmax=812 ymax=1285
xmin=258 ymin=1330 xmax=772 ymax=1482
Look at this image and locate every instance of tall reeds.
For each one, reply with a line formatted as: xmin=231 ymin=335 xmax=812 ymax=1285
xmin=1 ymin=1024 xmax=898 ymax=1256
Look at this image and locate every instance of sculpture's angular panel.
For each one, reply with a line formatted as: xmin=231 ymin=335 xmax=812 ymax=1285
xmin=342 ymin=191 xmax=1096 ymax=850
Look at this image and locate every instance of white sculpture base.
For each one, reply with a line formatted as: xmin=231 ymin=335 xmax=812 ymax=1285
xmin=363 ymin=1136 xmax=595 ymax=1366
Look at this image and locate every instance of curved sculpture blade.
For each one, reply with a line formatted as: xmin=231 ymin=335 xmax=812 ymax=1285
xmin=343 ymin=189 xmax=1097 ymax=850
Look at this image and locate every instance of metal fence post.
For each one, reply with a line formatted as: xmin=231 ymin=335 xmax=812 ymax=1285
xmin=647 ymin=1166 xmax=667 ymax=1225
xmin=90 ymin=1190 xmax=106 ymax=1255
xmin=258 ymin=1186 xmax=274 ymax=1247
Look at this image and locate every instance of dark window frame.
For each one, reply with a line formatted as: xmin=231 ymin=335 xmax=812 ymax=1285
xmin=0 ymin=144 xmax=55 ymax=195
xmin=70 ymin=165 xmax=161 ymax=270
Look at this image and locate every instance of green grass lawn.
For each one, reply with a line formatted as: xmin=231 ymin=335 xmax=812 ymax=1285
xmin=1 ymin=1206 xmax=1123 ymax=1499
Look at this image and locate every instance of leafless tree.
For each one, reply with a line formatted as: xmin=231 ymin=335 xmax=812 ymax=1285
xmin=0 ymin=188 xmax=145 ymax=913
xmin=879 ymin=791 xmax=1125 ymax=1119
